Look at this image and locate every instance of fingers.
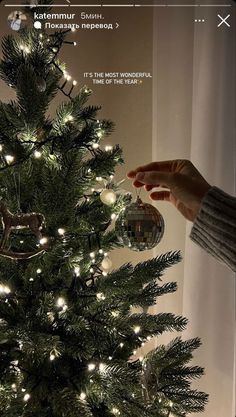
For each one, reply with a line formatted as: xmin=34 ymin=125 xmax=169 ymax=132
xmin=134 ymin=171 xmax=174 ymax=188
xmin=127 ymin=160 xmax=182 ymax=178
xmin=149 ymin=191 xmax=171 ymax=202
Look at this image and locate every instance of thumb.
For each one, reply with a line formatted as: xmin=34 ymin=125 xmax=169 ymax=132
xmin=135 ymin=171 xmax=173 ymax=187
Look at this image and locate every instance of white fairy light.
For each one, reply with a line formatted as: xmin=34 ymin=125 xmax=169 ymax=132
xmin=5 ymin=155 xmax=14 ymax=163
xmin=102 ymin=271 xmax=108 ymax=277
xmin=92 ymin=143 xmax=99 ymax=149
xmin=20 ymin=240 xmax=24 ymax=244
xmin=99 ymin=249 xmax=104 ymax=254
xmin=74 ymin=266 xmax=80 ymax=276
xmin=21 ymin=388 xmax=26 ymax=392
xmin=99 ymin=363 xmax=106 ymax=372
xmin=24 ymin=47 xmax=30 ymax=54
xmin=169 ymin=401 xmax=173 ymax=408
xmin=96 ymin=176 xmax=103 ymax=181
xmin=110 ymin=174 xmax=114 ymax=179
xmin=147 ymin=336 xmax=151 ymax=341
xmin=11 ymin=383 xmax=16 ymax=390
xmin=88 ymin=363 xmax=96 ymax=371
xmin=34 ymin=150 xmax=42 ymax=158
xmin=139 ymin=356 xmax=144 ymax=362
xmin=97 ymin=130 xmax=103 ymax=138
xmin=23 ymin=393 xmax=30 ymax=402
xmin=108 ymin=356 xmax=112 ymax=360
xmin=0 ymin=284 xmax=11 ymax=294
xmin=73 ymin=41 xmax=77 ymax=46
xmin=58 ymin=228 xmax=65 ymax=236
xmin=90 ymin=252 xmax=95 ymax=258
xmin=50 ymin=354 xmax=55 ymax=361
xmin=105 ymin=145 xmax=113 ymax=151
xmin=73 ymin=80 xmax=77 ymax=86
xmin=111 ymin=311 xmax=119 ymax=318
xmin=29 ymin=278 xmax=34 ymax=282
xmin=111 ymin=213 xmax=117 ymax=220
xmin=134 ymin=326 xmax=141 ymax=334
xmin=36 ymin=269 xmax=42 ymax=274
xmin=39 ymin=237 xmax=48 ymax=245
xmin=96 ymin=292 xmax=106 ymax=301
xmin=80 ymin=392 xmax=86 ymax=400
xmin=141 ymin=342 xmax=145 ymax=347
xmin=57 ymin=297 xmax=66 ymax=308
xmin=112 ymin=407 xmax=120 ymax=415
xmin=90 ymin=268 xmax=94 ymax=273
xmin=119 ymin=343 xmax=124 ymax=348
xmin=0 ymin=145 xmax=3 ymax=152
xmin=133 ymin=350 xmax=137 ymax=355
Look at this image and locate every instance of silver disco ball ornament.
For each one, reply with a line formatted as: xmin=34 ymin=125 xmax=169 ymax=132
xmin=115 ymin=197 xmax=164 ymax=251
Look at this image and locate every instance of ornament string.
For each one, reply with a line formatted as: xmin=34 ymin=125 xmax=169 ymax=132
xmin=135 ymin=187 xmax=142 ymax=200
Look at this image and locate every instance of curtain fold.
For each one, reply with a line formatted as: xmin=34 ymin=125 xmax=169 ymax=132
xmin=152 ymin=4 xmax=235 ymax=416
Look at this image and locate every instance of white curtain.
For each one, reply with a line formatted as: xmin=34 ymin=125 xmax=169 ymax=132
xmin=152 ymin=4 xmax=235 ymax=417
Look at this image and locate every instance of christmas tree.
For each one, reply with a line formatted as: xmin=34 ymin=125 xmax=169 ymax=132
xmin=0 ymin=2 xmax=208 ymax=416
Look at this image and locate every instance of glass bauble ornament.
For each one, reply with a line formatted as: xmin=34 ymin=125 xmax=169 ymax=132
xmin=100 ymin=189 xmax=116 ymax=206
xmin=115 ymin=197 xmax=164 ymax=251
xmin=101 ymin=256 xmax=113 ymax=271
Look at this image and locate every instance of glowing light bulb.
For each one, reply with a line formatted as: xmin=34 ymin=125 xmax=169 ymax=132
xmin=108 ymin=356 xmax=112 ymax=360
xmin=111 ymin=213 xmax=116 ymax=220
xmin=112 ymin=408 xmax=120 ymax=415
xmin=73 ymin=80 xmax=77 ymax=86
xmin=88 ymin=363 xmax=96 ymax=371
xmin=111 ymin=311 xmax=119 ymax=317
xmin=80 ymin=392 xmax=86 ymax=400
xmin=34 ymin=150 xmax=42 ymax=158
xmin=58 ymin=228 xmax=65 ymax=236
xmin=134 ymin=326 xmax=141 ymax=334
xmin=133 ymin=350 xmax=137 ymax=355
xmin=23 ymin=393 xmax=31 ymax=402
xmin=73 ymin=41 xmax=77 ymax=46
xmin=0 ymin=145 xmax=3 ymax=152
xmin=90 ymin=268 xmax=94 ymax=273
xmin=11 ymin=383 xmax=16 ymax=390
xmin=29 ymin=278 xmax=34 ymax=282
xmin=119 ymin=343 xmax=124 ymax=348
xmin=24 ymin=47 xmax=30 ymax=54
xmin=57 ymin=297 xmax=66 ymax=307
xmin=96 ymin=292 xmax=105 ymax=301
xmin=39 ymin=237 xmax=48 ymax=245
xmin=99 ymin=363 xmax=106 ymax=372
xmin=97 ymin=130 xmax=103 ymax=138
xmin=74 ymin=266 xmax=80 ymax=276
xmin=90 ymin=252 xmax=95 ymax=258
xmin=105 ymin=145 xmax=113 ymax=151
xmin=50 ymin=354 xmax=55 ymax=361
xmin=66 ymin=74 xmax=72 ymax=81
xmin=99 ymin=249 xmax=104 ymax=254
xmin=36 ymin=268 xmax=42 ymax=274
xmin=139 ymin=356 xmax=144 ymax=362
xmin=92 ymin=143 xmax=99 ymax=149
xmin=5 ymin=155 xmax=14 ymax=163
xmin=102 ymin=271 xmax=108 ymax=276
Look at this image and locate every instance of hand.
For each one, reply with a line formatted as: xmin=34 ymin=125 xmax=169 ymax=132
xmin=127 ymin=159 xmax=211 ymax=222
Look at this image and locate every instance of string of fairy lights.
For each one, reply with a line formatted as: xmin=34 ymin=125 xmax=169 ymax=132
xmin=0 ymin=24 xmax=175 ymax=417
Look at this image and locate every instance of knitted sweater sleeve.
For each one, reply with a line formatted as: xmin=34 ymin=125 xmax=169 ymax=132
xmin=190 ymin=186 xmax=236 ymax=272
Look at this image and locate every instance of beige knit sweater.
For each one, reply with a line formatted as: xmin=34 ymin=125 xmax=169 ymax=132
xmin=190 ymin=186 xmax=236 ymax=273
